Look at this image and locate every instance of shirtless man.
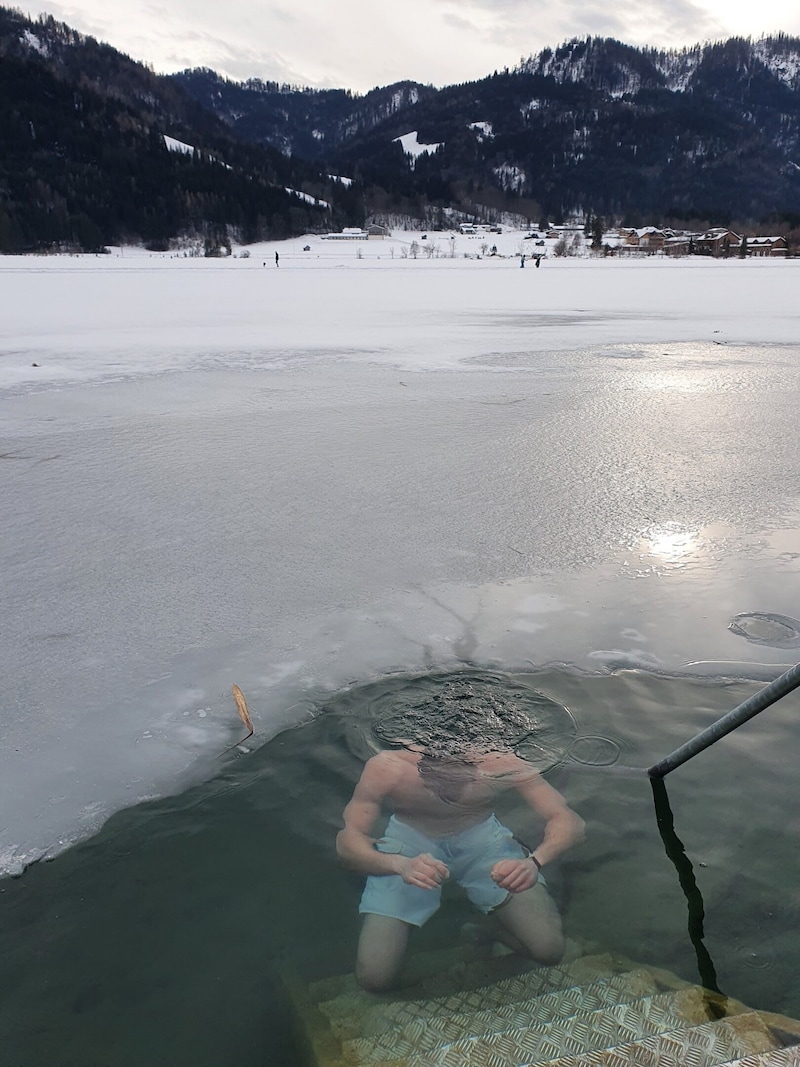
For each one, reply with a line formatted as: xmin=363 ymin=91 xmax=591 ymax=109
xmin=337 ymin=746 xmax=585 ymax=991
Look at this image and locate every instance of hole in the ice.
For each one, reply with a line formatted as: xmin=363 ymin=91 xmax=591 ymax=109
xmin=335 ymin=669 xmax=580 ymax=773
xmin=728 ymin=612 xmax=800 ymax=648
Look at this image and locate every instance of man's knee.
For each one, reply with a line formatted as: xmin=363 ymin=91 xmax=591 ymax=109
xmin=355 ymin=936 xmax=406 ymax=992
xmin=355 ymin=914 xmax=410 ymax=992
xmin=495 ymin=890 xmax=565 ymax=965
xmin=526 ymin=928 xmax=565 ymax=966
xmin=355 ymin=958 xmax=401 ymax=993
xmin=500 ymin=924 xmax=564 ymax=966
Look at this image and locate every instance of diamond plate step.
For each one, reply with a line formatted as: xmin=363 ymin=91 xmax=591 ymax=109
xmin=342 ymin=970 xmax=667 ymax=1064
xmin=522 ymin=1013 xmax=781 ymax=1067
xmin=283 ymin=948 xmax=800 ymax=1067
xmin=720 ymin=1048 xmax=800 ymax=1067
xmin=317 ymin=954 xmax=642 ymax=1042
xmin=395 ymin=990 xmax=754 ymax=1067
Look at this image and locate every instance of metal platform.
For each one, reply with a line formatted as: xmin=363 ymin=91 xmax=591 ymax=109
xmin=282 ymin=947 xmax=800 ymax=1067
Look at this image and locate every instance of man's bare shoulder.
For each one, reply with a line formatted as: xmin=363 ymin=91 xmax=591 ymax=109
xmin=366 ymin=749 xmax=420 ymax=768
xmin=359 ymin=749 xmax=420 ymax=787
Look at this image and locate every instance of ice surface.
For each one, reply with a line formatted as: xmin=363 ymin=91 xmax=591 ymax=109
xmin=2 ymin=238 xmax=800 ymax=874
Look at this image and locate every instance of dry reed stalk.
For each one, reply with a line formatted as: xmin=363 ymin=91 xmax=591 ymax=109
xmin=222 ymin=683 xmax=254 ymax=754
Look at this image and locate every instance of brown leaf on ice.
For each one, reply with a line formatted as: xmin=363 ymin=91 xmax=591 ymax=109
xmin=221 ymin=684 xmax=254 ymax=755
xmin=232 ymin=683 xmax=254 ymax=736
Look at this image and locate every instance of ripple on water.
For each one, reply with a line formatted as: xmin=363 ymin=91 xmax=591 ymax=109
xmin=728 ymin=612 xmax=800 ymax=648
xmin=326 ymin=668 xmax=629 ymax=773
xmin=330 ymin=669 xmax=579 ymax=772
xmin=568 ymin=735 xmax=622 ymax=766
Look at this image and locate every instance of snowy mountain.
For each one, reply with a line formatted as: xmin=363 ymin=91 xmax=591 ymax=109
xmin=175 ymin=34 xmax=800 ymax=224
xmin=0 ymin=7 xmax=343 ymax=251
xmin=173 ymin=69 xmax=435 ymax=160
xmin=1 ymin=6 xmax=799 ymax=249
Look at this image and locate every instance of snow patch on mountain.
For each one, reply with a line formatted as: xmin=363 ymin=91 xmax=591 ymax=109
xmin=534 ymin=45 xmax=588 ymax=83
xmin=393 ymin=131 xmax=443 ymax=168
xmin=754 ymin=39 xmax=800 ymax=89
xmin=21 ymin=29 xmax=49 ymax=56
xmin=468 ymin=121 xmax=494 ymax=140
xmin=163 ymin=135 xmax=232 ymax=170
xmin=651 ymin=48 xmax=703 ymax=92
xmin=164 ymin=135 xmax=195 ymax=156
xmin=493 ymin=163 xmax=526 ymax=192
xmin=392 ymin=86 xmax=419 ymax=110
xmin=285 ymin=188 xmax=330 ymax=208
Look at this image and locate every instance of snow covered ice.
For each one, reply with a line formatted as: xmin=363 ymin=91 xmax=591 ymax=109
xmin=2 ymin=233 xmax=800 ymax=876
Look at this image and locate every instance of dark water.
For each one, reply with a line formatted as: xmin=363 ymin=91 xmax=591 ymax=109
xmin=2 ymin=667 xmax=800 ymax=1066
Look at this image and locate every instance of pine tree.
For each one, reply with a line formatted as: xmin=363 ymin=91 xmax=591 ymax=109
xmin=591 ymin=215 xmax=604 ymax=250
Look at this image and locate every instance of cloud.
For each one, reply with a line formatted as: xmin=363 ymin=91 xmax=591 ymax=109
xmin=442 ymin=12 xmax=480 ymax=33
xmin=435 ymin=0 xmax=724 ymax=52
xmin=32 ymin=0 xmax=800 ymax=92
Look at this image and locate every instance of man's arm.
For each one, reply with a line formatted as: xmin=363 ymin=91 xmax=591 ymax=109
xmin=490 ymin=754 xmax=585 ymax=893
xmin=336 ymin=753 xmax=449 ymax=890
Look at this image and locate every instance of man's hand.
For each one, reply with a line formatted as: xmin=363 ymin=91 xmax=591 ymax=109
xmin=397 ymin=852 xmax=450 ymax=890
xmin=491 ymin=857 xmax=539 ymax=894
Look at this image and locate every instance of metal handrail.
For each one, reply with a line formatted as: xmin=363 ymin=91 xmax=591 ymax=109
xmin=647 ymin=660 xmax=800 ymax=778
xmin=650 ymin=777 xmax=723 ymax=997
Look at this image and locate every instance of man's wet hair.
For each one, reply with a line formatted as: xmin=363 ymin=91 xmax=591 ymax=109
xmin=372 ymin=677 xmax=542 ymax=761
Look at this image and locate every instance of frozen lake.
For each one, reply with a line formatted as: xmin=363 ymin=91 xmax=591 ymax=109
xmin=2 ymin=248 xmax=800 ymax=875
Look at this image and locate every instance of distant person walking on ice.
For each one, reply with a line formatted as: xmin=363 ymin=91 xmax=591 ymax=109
xmin=275 ymin=251 xmax=280 ymax=267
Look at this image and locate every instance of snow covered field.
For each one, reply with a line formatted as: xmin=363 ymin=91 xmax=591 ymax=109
xmin=2 ymin=235 xmax=800 ymax=876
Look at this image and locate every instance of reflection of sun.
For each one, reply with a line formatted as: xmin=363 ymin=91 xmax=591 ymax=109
xmin=643 ymin=523 xmax=699 ymax=563
xmin=634 ymin=372 xmax=714 ymax=394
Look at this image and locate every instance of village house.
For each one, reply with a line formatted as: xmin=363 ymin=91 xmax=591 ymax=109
xmin=693 ymin=228 xmax=740 ymax=256
xmin=663 ymin=235 xmax=695 ymax=256
xmin=547 ymin=223 xmax=584 ymax=239
xmin=747 ymin=235 xmax=788 ymax=257
xmin=618 ymin=227 xmax=661 ymax=253
xmin=321 ymin=227 xmax=369 ymax=240
xmin=637 ymin=227 xmax=666 ymax=251
xmin=620 ymin=227 xmax=673 ymax=252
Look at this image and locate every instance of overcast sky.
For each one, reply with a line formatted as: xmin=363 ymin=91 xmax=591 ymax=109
xmin=35 ymin=0 xmax=800 ymax=91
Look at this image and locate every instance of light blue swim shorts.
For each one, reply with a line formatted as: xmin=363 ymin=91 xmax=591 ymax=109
xmin=359 ymin=814 xmax=542 ymax=927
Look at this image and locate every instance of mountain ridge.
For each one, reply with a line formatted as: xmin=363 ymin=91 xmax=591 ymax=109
xmin=0 ymin=6 xmax=348 ymax=251
xmin=172 ymin=33 xmax=800 ymax=224
xmin=2 ymin=7 xmax=799 ymax=251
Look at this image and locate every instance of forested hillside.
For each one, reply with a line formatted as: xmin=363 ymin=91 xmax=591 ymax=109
xmin=0 ymin=8 xmax=341 ymax=251
xmin=2 ymin=4 xmax=800 ymax=252
xmin=176 ymin=35 xmax=800 ymax=226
